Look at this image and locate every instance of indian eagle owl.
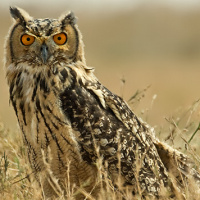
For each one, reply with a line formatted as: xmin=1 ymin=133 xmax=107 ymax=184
xmin=4 ymin=6 xmax=200 ymax=199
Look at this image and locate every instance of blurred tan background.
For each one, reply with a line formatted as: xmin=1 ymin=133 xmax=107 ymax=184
xmin=1 ymin=0 xmax=200 ymax=132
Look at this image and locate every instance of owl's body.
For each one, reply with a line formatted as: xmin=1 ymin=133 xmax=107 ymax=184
xmin=5 ymin=7 xmax=200 ymax=199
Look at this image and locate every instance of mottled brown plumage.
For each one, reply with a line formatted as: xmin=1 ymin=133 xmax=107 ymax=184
xmin=4 ymin=7 xmax=200 ymax=199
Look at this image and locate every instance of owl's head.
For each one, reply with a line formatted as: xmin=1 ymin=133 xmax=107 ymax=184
xmin=5 ymin=7 xmax=85 ymax=67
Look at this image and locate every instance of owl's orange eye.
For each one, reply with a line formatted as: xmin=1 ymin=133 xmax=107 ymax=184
xmin=21 ymin=34 xmax=35 ymax=46
xmin=53 ymin=33 xmax=67 ymax=45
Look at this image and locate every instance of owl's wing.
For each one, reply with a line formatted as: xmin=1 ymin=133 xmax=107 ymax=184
xmin=86 ymin=81 xmax=155 ymax=140
xmin=85 ymin=81 xmax=172 ymax=193
xmin=59 ymin=71 xmax=172 ymax=196
xmin=86 ymin=81 xmax=200 ymax=187
xmin=60 ymin=66 xmax=199 ymax=196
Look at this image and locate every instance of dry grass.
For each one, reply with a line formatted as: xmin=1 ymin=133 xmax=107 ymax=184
xmin=0 ymin=123 xmax=42 ymax=200
xmin=0 ymin=95 xmax=200 ymax=200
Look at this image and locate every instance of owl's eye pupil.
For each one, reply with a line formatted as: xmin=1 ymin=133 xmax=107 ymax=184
xmin=27 ymin=38 xmax=30 ymax=41
xmin=57 ymin=37 xmax=61 ymax=40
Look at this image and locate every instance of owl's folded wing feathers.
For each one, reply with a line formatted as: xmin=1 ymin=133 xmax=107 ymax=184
xmin=86 ymin=80 xmax=200 ymax=188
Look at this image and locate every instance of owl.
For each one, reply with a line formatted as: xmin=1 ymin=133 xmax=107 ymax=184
xmin=4 ymin=6 xmax=200 ymax=199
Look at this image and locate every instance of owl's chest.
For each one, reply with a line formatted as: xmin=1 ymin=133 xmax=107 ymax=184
xmin=11 ymin=73 xmax=65 ymax=144
xmin=17 ymin=90 xmax=63 ymax=145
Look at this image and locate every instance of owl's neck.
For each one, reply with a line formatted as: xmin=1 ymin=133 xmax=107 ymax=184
xmin=7 ymin=61 xmax=85 ymax=150
xmin=6 ymin=61 xmax=95 ymax=93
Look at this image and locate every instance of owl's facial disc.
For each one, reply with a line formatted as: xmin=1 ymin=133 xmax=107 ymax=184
xmin=20 ymin=30 xmax=69 ymax=65
xmin=7 ymin=7 xmax=85 ymax=66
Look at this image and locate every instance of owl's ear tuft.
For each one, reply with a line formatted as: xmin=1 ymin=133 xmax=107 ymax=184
xmin=59 ymin=11 xmax=77 ymax=26
xmin=9 ymin=6 xmax=32 ymax=25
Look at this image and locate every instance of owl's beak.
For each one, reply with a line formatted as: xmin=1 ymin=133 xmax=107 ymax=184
xmin=40 ymin=44 xmax=49 ymax=64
